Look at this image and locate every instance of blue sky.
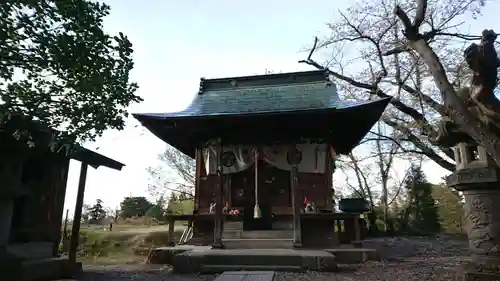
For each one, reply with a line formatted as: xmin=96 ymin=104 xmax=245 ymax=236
xmin=62 ymin=0 xmax=500 ymax=214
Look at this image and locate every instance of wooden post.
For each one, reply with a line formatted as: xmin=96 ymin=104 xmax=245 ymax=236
xmin=62 ymin=209 xmax=69 ymax=245
xmin=225 ymin=176 xmax=231 ymax=207
xmin=212 ymin=140 xmax=223 ymax=249
xmin=167 ymin=217 xmax=175 ymax=246
xmin=194 ymin=148 xmax=202 ymax=210
xmin=289 ymin=144 xmax=302 ymax=247
xmin=325 ymin=145 xmax=333 ymax=210
xmin=52 ymin=157 xmax=71 ymax=257
xmin=69 ymin=163 xmax=88 ymax=263
xmin=354 ymin=214 xmax=361 ymax=242
xmin=336 ymin=219 xmax=343 ymax=244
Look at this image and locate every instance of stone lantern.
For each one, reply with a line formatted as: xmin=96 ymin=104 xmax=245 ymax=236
xmin=446 ymin=142 xmax=500 ymax=280
xmin=452 ymin=142 xmax=496 ymax=171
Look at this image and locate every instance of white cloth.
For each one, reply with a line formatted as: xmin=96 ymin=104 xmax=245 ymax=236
xmin=261 ymin=143 xmax=327 ymax=174
xmin=203 ymin=142 xmax=328 ymax=175
xmin=203 ymin=145 xmax=255 ymax=175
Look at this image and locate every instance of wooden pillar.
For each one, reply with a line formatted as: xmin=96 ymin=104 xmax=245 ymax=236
xmin=353 ymin=214 xmax=361 ymax=242
xmin=325 ymin=146 xmax=333 ymax=210
xmin=194 ymin=148 xmax=202 ymax=210
xmin=52 ymin=157 xmax=70 ymax=256
xmin=69 ymin=162 xmax=88 ymax=263
xmin=335 ymin=219 xmax=343 ymax=244
xmin=225 ymin=176 xmax=231 ymax=207
xmin=212 ymin=140 xmax=223 ymax=249
xmin=289 ymin=144 xmax=302 ymax=247
xmin=167 ymin=217 xmax=175 ymax=246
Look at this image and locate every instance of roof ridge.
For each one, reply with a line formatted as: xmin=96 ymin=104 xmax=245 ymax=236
xmin=198 ymin=69 xmax=330 ymax=95
xmin=203 ymin=80 xmax=328 ymax=93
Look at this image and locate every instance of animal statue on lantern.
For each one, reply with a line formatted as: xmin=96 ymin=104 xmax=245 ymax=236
xmin=430 ymin=29 xmax=500 ymax=147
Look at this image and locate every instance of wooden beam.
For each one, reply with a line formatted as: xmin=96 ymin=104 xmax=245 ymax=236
xmin=290 ymin=144 xmax=302 ymax=247
xmin=69 ymin=163 xmax=88 ymax=263
xmin=212 ymin=140 xmax=223 ymax=249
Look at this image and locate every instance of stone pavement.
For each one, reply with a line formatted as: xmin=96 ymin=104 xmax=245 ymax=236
xmin=214 ymin=271 xmax=275 ymax=281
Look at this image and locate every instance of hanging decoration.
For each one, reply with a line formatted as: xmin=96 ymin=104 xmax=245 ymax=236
xmin=221 ymin=151 xmax=237 ymax=167
xmin=203 ymin=141 xmax=328 ymax=175
xmin=203 ymin=145 xmax=254 ymax=175
xmin=286 ymin=148 xmax=303 ymax=165
xmin=262 ymin=142 xmax=327 ymax=173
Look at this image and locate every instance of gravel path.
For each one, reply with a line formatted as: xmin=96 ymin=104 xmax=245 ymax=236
xmin=76 ymin=235 xmax=471 ymax=281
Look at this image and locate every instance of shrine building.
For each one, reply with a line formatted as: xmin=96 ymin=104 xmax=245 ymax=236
xmin=134 ymin=69 xmax=390 ymax=249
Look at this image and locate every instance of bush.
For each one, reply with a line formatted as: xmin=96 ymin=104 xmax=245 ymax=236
xmin=59 ymin=227 xmax=184 ymax=260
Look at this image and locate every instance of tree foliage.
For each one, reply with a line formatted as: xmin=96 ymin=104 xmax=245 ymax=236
xmin=145 ymin=196 xmax=167 ymax=221
xmin=166 ymin=192 xmax=194 ymax=215
xmin=0 ymin=0 xmax=142 ymax=146
xmin=86 ymin=198 xmax=107 ymax=223
xmin=403 ymin=164 xmax=440 ymax=234
xmin=147 ymin=145 xmax=195 ymax=198
xmin=432 ymin=184 xmax=464 ymax=234
xmin=119 ymin=196 xmax=153 ymax=218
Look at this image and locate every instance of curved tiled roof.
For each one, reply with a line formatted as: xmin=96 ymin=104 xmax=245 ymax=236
xmin=134 ymin=70 xmax=390 ymax=157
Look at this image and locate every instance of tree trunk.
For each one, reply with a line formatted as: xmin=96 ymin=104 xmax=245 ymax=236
xmin=394 ymin=4 xmax=500 ymax=167
xmin=409 ymin=39 xmax=500 ymax=158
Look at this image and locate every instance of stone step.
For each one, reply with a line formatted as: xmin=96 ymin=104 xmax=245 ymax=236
xmin=186 ymin=237 xmax=212 ymax=246
xmin=241 ymin=230 xmax=293 ymax=239
xmin=201 ymin=264 xmax=303 ymax=273
xmin=224 ymin=221 xmax=242 ymax=230
xmin=172 ymin=248 xmax=337 ymax=273
xmin=213 ymin=271 xmax=276 ymax=281
xmin=325 ymin=248 xmax=381 ymax=264
xmin=222 ymin=230 xmax=294 ymax=239
xmin=222 ymin=238 xmax=294 ymax=249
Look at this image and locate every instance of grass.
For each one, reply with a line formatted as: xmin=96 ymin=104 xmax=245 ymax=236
xmin=61 ymin=222 xmax=187 ymax=265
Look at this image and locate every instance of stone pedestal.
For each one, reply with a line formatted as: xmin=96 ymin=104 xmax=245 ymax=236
xmin=462 ymin=189 xmax=500 ymax=280
xmin=447 ymin=143 xmax=500 ymax=280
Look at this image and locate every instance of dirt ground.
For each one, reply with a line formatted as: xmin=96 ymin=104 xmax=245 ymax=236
xmin=79 ymin=235 xmax=472 ymax=281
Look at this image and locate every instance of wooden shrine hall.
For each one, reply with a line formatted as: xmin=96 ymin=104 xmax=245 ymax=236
xmin=0 ymin=115 xmax=125 ymax=280
xmin=134 ymin=70 xmax=390 ymax=249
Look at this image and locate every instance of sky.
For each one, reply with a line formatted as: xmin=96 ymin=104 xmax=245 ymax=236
xmin=62 ymin=0 xmax=500 ymax=215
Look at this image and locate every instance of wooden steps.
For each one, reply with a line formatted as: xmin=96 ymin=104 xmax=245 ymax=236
xmin=222 ymin=224 xmax=294 ymax=248
xmin=223 ymin=238 xmax=294 ymax=249
xmin=223 ymin=229 xmax=294 ymax=239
